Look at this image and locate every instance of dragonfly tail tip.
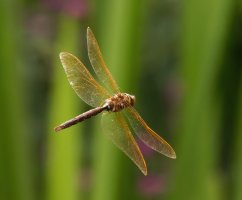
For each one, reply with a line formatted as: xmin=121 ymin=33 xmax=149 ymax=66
xmin=54 ymin=126 xmax=62 ymax=132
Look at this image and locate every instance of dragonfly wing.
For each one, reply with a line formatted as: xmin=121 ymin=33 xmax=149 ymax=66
xmin=87 ymin=27 xmax=120 ymax=93
xmin=60 ymin=52 xmax=111 ymax=107
xmin=101 ymin=112 xmax=147 ymax=175
xmin=124 ymin=107 xmax=176 ymax=159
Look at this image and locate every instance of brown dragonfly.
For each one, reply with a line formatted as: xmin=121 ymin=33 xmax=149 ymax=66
xmin=54 ymin=27 xmax=176 ymax=175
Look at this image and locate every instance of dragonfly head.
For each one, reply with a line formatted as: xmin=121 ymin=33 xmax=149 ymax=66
xmin=123 ymin=93 xmax=135 ymax=106
xmin=129 ymin=94 xmax=136 ymax=106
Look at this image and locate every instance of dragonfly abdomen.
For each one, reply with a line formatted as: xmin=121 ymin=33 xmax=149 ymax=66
xmin=55 ymin=106 xmax=107 ymax=132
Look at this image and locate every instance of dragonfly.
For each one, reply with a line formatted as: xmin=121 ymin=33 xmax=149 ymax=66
xmin=54 ymin=27 xmax=176 ymax=175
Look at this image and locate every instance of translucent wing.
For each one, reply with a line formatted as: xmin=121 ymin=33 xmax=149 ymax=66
xmin=101 ymin=112 xmax=147 ymax=175
xmin=124 ymin=107 xmax=176 ymax=159
xmin=87 ymin=27 xmax=120 ymax=93
xmin=60 ymin=52 xmax=111 ymax=107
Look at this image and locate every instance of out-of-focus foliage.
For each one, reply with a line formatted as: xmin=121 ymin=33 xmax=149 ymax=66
xmin=0 ymin=0 xmax=241 ymax=200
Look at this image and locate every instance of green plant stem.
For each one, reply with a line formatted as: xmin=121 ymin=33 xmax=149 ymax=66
xmin=46 ymin=15 xmax=82 ymax=200
xmin=0 ymin=0 xmax=34 ymax=200
xmin=232 ymin=81 xmax=242 ymax=200
xmin=169 ymin=0 xmax=233 ymax=199
xmin=91 ymin=1 xmax=146 ymax=200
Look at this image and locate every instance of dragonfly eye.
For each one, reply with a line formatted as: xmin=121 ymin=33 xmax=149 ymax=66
xmin=130 ymin=95 xmax=136 ymax=106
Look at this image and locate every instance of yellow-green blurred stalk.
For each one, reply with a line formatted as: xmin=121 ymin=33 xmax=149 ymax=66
xmin=232 ymin=80 xmax=242 ymax=200
xmin=91 ymin=1 xmax=146 ymax=200
xmin=169 ymin=0 xmax=233 ymax=199
xmin=46 ymin=16 xmax=83 ymax=200
xmin=0 ymin=0 xmax=34 ymax=200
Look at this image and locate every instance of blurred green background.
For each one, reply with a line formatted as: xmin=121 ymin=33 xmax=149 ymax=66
xmin=0 ymin=0 xmax=241 ymax=200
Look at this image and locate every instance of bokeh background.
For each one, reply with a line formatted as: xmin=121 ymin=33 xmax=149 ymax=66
xmin=1 ymin=0 xmax=242 ymax=200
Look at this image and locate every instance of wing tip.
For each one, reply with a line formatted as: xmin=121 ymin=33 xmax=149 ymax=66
xmin=170 ymin=152 xmax=177 ymax=159
xmin=139 ymin=160 xmax=148 ymax=176
xmin=167 ymin=148 xmax=176 ymax=159
xmin=87 ymin=26 xmax=91 ymax=34
xmin=87 ymin=27 xmax=94 ymax=39
xmin=142 ymin=169 xmax=148 ymax=176
xmin=59 ymin=52 xmax=69 ymax=59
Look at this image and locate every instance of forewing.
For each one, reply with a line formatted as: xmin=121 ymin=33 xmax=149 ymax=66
xmin=60 ymin=52 xmax=111 ymax=107
xmin=124 ymin=107 xmax=176 ymax=159
xmin=87 ymin=28 xmax=120 ymax=93
xmin=101 ymin=112 xmax=147 ymax=175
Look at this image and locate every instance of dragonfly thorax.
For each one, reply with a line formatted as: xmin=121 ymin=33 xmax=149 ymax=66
xmin=104 ymin=93 xmax=135 ymax=112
